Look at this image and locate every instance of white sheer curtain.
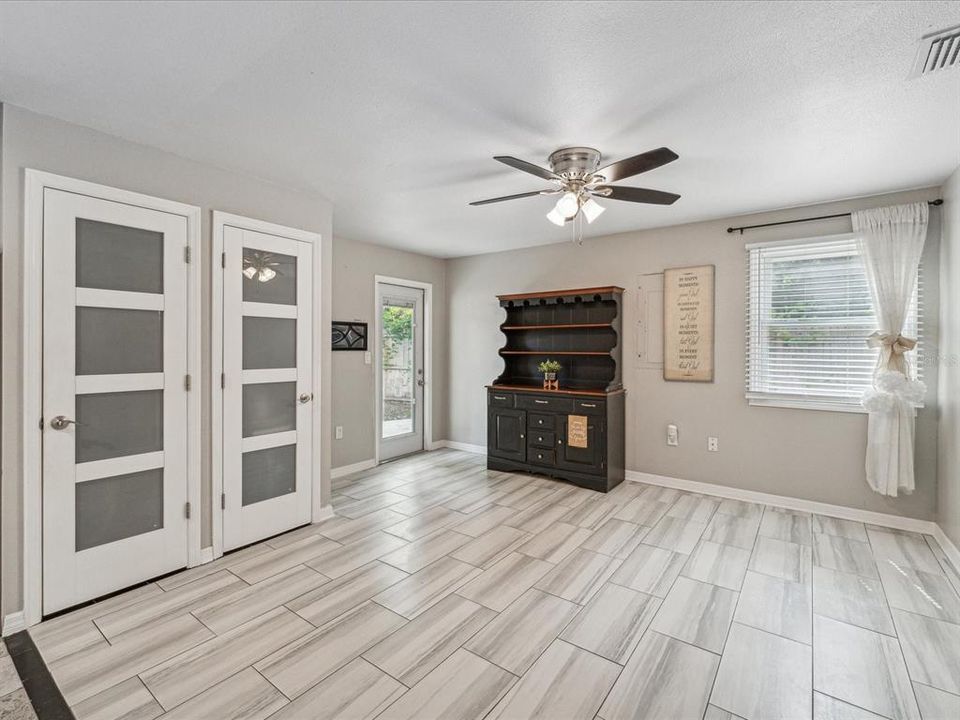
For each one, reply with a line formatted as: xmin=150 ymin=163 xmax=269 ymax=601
xmin=852 ymin=202 xmax=928 ymax=497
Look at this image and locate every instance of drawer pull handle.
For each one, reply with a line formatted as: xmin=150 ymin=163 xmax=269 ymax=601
xmin=538 ymin=454 xmax=543 ymax=459
xmin=581 ymin=403 xmax=597 ymax=408
xmin=538 ymin=436 xmax=543 ymax=442
xmin=494 ymin=395 xmax=507 ymax=400
xmin=520 ymin=434 xmax=524 ymax=439
xmin=538 ymin=420 xmax=544 ymax=424
xmin=534 ymin=400 xmax=548 ymax=404
xmin=558 ymin=439 xmax=563 ymax=445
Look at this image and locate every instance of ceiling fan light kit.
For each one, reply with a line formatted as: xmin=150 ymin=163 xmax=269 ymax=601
xmin=471 ymin=145 xmax=680 ymax=243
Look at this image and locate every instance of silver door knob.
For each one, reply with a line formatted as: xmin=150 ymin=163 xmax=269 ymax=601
xmin=299 ymin=393 xmax=313 ymax=404
xmin=50 ymin=415 xmax=78 ymax=430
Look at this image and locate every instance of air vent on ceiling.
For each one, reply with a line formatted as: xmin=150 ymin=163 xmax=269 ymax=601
xmin=912 ymin=24 xmax=960 ymax=76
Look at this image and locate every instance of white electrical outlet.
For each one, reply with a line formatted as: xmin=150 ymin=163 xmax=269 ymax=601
xmin=708 ymin=436 xmax=718 ymax=452
xmin=335 ymin=426 xmax=344 ymax=440
xmin=364 ymin=351 xmax=372 ymax=365
xmin=667 ymin=424 xmax=679 ymax=447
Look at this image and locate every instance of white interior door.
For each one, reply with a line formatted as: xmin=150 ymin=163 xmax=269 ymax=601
xmin=42 ymin=189 xmax=191 ymax=614
xmin=378 ymin=283 xmax=424 ymax=461
xmin=222 ymin=227 xmax=314 ymax=550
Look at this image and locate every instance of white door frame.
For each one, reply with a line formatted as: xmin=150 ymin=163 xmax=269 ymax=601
xmin=22 ymin=170 xmax=203 ymax=627
xmin=211 ymin=212 xmax=325 ymax=559
xmin=374 ymin=276 xmax=433 ymax=464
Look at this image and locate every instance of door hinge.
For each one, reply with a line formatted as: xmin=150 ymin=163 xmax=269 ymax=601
xmin=221 ymin=251 xmax=226 ymax=269
xmin=184 ymin=374 xmax=192 ymax=391
xmin=221 ymin=493 xmax=226 ymax=510
xmin=185 ymin=501 xmax=192 ymax=519
xmin=39 ymin=416 xmax=44 ymax=431
xmin=184 ymin=246 xmax=192 ymax=264
xmin=221 ymin=372 xmax=225 ymax=389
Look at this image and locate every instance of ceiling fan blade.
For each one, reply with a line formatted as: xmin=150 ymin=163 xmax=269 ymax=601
xmin=469 ymin=190 xmax=549 ymax=206
xmin=493 ymin=156 xmax=560 ymax=181
xmin=595 ymin=147 xmax=678 ymax=183
xmin=595 ymin=186 xmax=681 ymax=205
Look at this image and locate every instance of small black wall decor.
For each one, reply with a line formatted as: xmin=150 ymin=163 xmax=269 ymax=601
xmin=332 ymin=321 xmax=368 ymax=351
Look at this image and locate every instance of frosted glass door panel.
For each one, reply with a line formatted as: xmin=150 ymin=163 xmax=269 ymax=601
xmin=242 ymin=317 xmax=296 ymax=369
xmin=76 ymin=218 xmax=164 ymax=293
xmin=76 ymin=390 xmax=163 ymax=463
xmin=242 ymin=444 xmax=296 ymax=506
xmin=243 ymin=382 xmax=296 ymax=437
xmin=243 ymin=249 xmax=297 ymax=305
xmin=76 ymin=307 xmax=163 ymax=375
xmin=75 ymin=469 xmax=164 ymax=551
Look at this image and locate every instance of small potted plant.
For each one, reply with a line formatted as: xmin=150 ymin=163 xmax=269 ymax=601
xmin=538 ymin=359 xmax=562 ymax=390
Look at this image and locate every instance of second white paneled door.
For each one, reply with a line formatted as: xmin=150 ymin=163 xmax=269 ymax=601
xmin=222 ymin=226 xmax=314 ymax=550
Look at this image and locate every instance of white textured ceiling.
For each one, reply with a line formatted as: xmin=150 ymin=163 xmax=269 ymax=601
xmin=1 ymin=1 xmax=959 ymax=257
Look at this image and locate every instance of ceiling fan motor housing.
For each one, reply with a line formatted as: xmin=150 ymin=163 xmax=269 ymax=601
xmin=548 ymin=147 xmax=601 ymax=180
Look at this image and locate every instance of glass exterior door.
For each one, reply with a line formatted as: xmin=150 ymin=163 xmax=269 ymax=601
xmin=42 ymin=190 xmax=190 ymax=614
xmin=378 ymin=283 xmax=424 ymax=461
xmin=222 ymin=227 xmax=313 ymax=550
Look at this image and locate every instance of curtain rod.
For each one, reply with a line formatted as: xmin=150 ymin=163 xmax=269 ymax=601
xmin=726 ymin=198 xmax=943 ymax=234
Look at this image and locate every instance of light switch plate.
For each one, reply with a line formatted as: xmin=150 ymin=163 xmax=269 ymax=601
xmin=364 ymin=351 xmax=372 ymax=365
xmin=335 ymin=426 xmax=344 ymax=440
xmin=667 ymin=424 xmax=679 ymax=447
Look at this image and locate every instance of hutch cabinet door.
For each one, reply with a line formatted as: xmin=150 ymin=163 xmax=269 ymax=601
xmin=557 ymin=416 xmax=605 ymax=474
xmin=488 ymin=407 xmax=527 ymax=462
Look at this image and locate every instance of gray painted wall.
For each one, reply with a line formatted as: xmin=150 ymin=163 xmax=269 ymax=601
xmin=331 ymin=236 xmax=447 ymax=468
xmin=446 ymin=187 xmax=941 ymax=521
xmin=939 ymin=166 xmax=959 ymax=549
xmin=1 ymin=105 xmax=335 ymax=620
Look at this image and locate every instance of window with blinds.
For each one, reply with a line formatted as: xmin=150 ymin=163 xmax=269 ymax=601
xmin=746 ymin=233 xmax=922 ymax=409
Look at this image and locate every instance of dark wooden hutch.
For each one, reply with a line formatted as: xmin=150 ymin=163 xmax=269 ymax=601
xmin=486 ymin=286 xmax=625 ymax=492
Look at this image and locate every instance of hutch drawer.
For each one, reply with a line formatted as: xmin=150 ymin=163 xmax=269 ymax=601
xmin=528 ymin=430 xmax=556 ymax=448
xmin=528 ymin=412 xmax=554 ymax=430
xmin=529 ymin=448 xmax=556 ymax=466
xmin=488 ymin=392 xmax=515 ymax=408
xmin=516 ymin=394 xmax=574 ymax=412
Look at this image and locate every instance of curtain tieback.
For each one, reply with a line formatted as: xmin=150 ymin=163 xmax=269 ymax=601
xmin=865 ymin=331 xmax=916 ymax=355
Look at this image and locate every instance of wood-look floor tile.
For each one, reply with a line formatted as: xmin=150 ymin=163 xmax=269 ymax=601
xmin=560 ymin=583 xmax=660 ymax=664
xmin=268 ymin=657 xmax=406 ymax=720
xmin=443 ymin=487 xmax=506 ymax=514
xmin=306 ymin=531 xmax=409 ymax=579
xmin=562 ymin=497 xmax=621 ymax=529
xmin=813 ymin=515 xmax=869 ymax=542
xmin=158 ymin=667 xmax=287 ymax=720
xmin=288 ymin=561 xmax=407 ymax=627
xmin=70 ymin=677 xmax=161 ymax=720
xmin=256 ymin=601 xmax=406 ymax=700
xmin=320 ymin=509 xmax=410 ymax=545
xmin=453 ymin=505 xmax=516 ymax=537
xmin=157 ymin=545 xmax=268 ymax=590
xmin=813 ymin=566 xmax=894 ymax=635
xmin=230 ymin=535 xmax=342 ymax=584
xmin=383 ymin=507 xmax=466 ymax=542
xmin=192 ymin=565 xmax=329 ymax=634
xmin=867 ymin=530 xmax=943 ymax=574
xmin=813 ymin=692 xmax=889 ymax=719
xmin=711 ymin=622 xmax=811 ymax=720
xmin=651 ymin=576 xmax=738 ymax=654
xmin=715 ymin=499 xmax=763 ymax=519
xmin=613 ymin=498 xmax=672 ymax=527
xmin=376 ymin=648 xmax=516 ymax=720
xmin=378 ymin=529 xmax=472 ymax=573
xmin=751 ymin=536 xmax=812 ymax=584
xmin=451 ymin=525 xmax=531 ymax=568
xmin=643 ymin=516 xmax=707 ymax=554
xmin=667 ymin=494 xmax=720 ymax=523
xmin=759 ymin=507 xmax=812 ymax=546
xmin=335 ymin=491 xmax=407 ymax=519
xmin=52 ymin=613 xmax=214 ymax=705
xmin=496 ymin=485 xmax=557 ymax=510
xmin=878 ymin=562 xmax=960 ymax=624
xmin=891 ymin=609 xmax=960 ymax=695
xmin=488 ymin=639 xmax=620 ymax=720
xmin=93 ymin=571 xmax=244 ymax=641
xmin=579 ymin=518 xmax=649 ymax=559
xmin=364 ymin=594 xmax=495 ymax=687
xmin=609 ymin=543 xmax=687 ymax=597
xmin=735 ymin=570 xmax=811 ymax=644
xmin=600 ymin=630 xmax=720 ymax=720
xmin=466 ymin=588 xmax=580 ymax=675
xmin=644 ymin=486 xmax=682 ymax=504
xmin=924 ymin=535 xmax=960 ymax=596
xmin=812 ymin=534 xmax=879 ymax=579
xmin=140 ymin=607 xmax=313 ymax=710
xmin=504 ymin=498 xmax=573 ymax=534
xmin=388 ymin=490 xmax=459 ymax=517
xmin=536 ymin=548 xmax=622 ymax=605
xmin=913 ymin=682 xmax=960 ymax=720
xmin=682 ymin=540 xmax=751 ymax=590
xmin=374 ymin=556 xmax=481 ymax=619
xmin=704 ymin=704 xmax=747 ymax=720
xmin=458 ymin=552 xmax=554 ymax=611
xmin=517 ymin=522 xmax=593 ymax=564
xmin=703 ymin=512 xmax=761 ymax=550
xmin=814 ymin=614 xmax=920 ymax=720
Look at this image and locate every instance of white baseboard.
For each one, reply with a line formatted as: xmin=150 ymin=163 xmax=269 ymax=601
xmin=2 ymin=611 xmax=26 ymax=637
xmin=932 ymin=524 xmax=960 ymax=577
xmin=438 ymin=440 xmax=486 ymax=455
xmin=331 ymin=458 xmax=377 ymax=479
xmin=314 ymin=504 xmax=336 ymax=523
xmin=625 ymin=470 xmax=937 ymax=535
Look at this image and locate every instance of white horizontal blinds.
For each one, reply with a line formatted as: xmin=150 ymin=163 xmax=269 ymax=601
xmin=746 ymin=235 xmax=922 ymax=405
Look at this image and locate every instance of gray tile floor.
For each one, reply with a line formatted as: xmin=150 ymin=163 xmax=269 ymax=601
xmin=22 ymin=449 xmax=960 ymax=720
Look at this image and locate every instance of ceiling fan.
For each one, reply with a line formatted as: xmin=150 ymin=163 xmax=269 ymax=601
xmin=470 ymin=146 xmax=680 ymax=228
